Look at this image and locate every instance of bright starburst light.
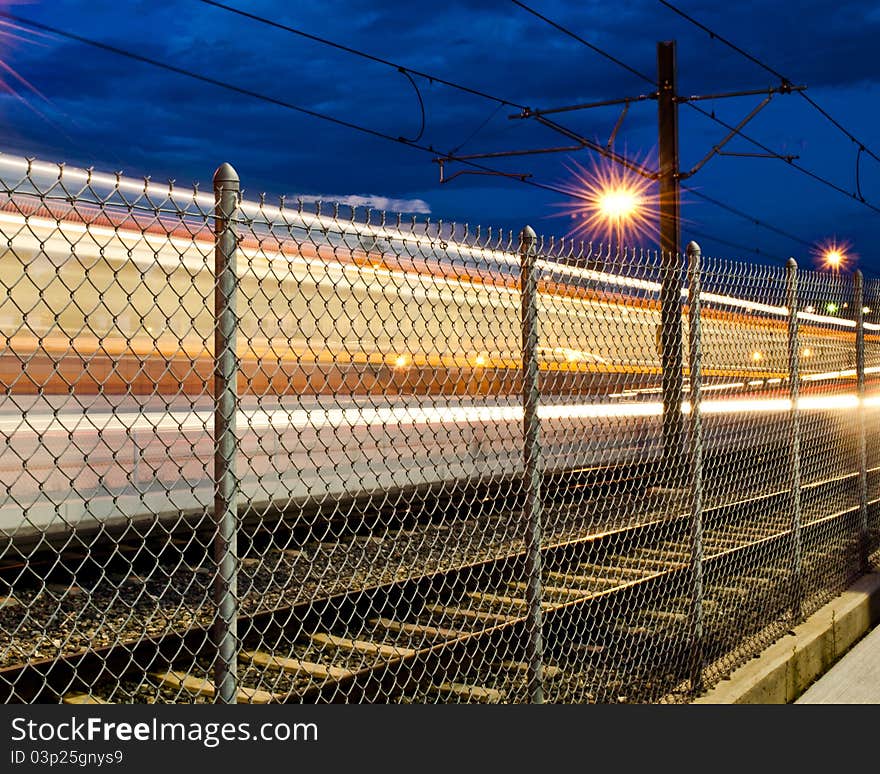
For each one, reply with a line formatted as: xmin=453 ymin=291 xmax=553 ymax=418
xmin=812 ymin=238 xmax=855 ymax=273
xmin=554 ymin=155 xmax=659 ymax=252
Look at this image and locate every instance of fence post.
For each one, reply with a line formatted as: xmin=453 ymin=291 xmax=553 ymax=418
xmin=686 ymin=240 xmax=703 ymax=694
xmin=855 ymin=270 xmax=869 ymax=573
xmin=213 ymin=162 xmax=240 ymax=704
xmin=787 ymin=258 xmax=803 ymax=622
xmin=520 ymin=224 xmax=544 ymax=704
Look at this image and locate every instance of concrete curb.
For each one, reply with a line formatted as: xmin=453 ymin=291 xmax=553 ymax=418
xmin=694 ymin=571 xmax=880 ymax=704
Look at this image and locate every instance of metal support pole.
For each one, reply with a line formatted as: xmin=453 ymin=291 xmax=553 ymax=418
xmin=658 ymin=41 xmax=684 ymax=485
xmin=520 ymin=224 xmax=544 ymax=704
xmin=686 ymin=240 xmax=703 ymax=694
xmin=855 ymin=270 xmax=869 ymax=573
xmin=213 ymin=162 xmax=240 ymax=704
xmin=787 ymin=258 xmax=802 ymax=621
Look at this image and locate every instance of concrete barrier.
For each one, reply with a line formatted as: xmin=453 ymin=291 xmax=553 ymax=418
xmin=695 ymin=571 xmax=880 ymax=703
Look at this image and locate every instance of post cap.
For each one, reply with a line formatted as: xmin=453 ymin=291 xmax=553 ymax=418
xmin=213 ymin=162 xmax=240 ymax=189
xmin=786 ymin=257 xmax=797 ymax=269
xmin=520 ymin=225 xmax=537 ymax=252
xmin=685 ymin=240 xmax=701 ymax=256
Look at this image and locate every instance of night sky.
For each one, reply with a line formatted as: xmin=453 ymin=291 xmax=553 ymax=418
xmin=1 ymin=0 xmax=878 ymax=273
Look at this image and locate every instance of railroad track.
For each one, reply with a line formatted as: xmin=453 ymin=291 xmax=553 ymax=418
xmin=2 ymin=458 xmax=876 ymax=704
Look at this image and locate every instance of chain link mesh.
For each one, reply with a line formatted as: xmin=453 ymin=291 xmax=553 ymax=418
xmin=0 ymin=154 xmax=876 ymax=704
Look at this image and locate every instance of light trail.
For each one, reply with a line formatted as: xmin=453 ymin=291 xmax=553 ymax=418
xmin=1 ymin=392 xmax=871 ymax=438
xmin=0 ymin=151 xmax=868 ymax=331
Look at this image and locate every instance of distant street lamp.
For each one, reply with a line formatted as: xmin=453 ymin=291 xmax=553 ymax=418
xmin=813 ymin=239 xmax=853 ymax=273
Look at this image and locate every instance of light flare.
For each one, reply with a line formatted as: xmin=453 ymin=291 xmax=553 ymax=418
xmin=553 ymin=156 xmax=659 ymax=249
xmin=813 ymin=238 xmax=855 ymax=273
xmin=0 ymin=5 xmax=56 ymax=126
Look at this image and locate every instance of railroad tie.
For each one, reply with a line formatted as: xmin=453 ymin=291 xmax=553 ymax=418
xmin=62 ymin=693 xmax=109 ymax=704
xmin=309 ymin=633 xmax=416 ymax=659
xmin=633 ymin=547 xmax=691 ymax=560
xmin=500 ymin=661 xmax=564 ymax=679
xmin=546 ymin=570 xmax=622 ymax=588
xmin=578 ymin=562 xmax=655 ymax=578
xmin=367 ymin=617 xmax=466 ymax=640
xmin=508 ymin=581 xmax=588 ymax=599
xmin=239 ymin=651 xmax=356 ymax=681
xmin=609 ymin=554 xmax=685 ymax=570
xmin=422 ymin=603 xmax=518 ymax=624
xmin=465 ymin=591 xmax=555 ymax=610
xmin=432 ymin=682 xmax=505 ymax=704
xmin=153 ymin=670 xmax=279 ymax=704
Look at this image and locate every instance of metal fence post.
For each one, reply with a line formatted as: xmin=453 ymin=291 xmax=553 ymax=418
xmin=855 ymin=270 xmax=869 ymax=573
xmin=787 ymin=258 xmax=803 ymax=621
xmin=213 ymin=162 xmax=240 ymax=703
xmin=686 ymin=240 xmax=703 ymax=694
xmin=520 ymin=224 xmax=544 ymax=704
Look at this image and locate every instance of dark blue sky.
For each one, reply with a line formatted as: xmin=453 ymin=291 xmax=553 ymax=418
xmin=1 ymin=0 xmax=878 ymax=273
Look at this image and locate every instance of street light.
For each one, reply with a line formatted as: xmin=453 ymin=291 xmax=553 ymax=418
xmin=824 ymin=249 xmax=844 ymax=270
xmin=813 ymin=239 xmax=853 ymax=273
xmin=556 ymin=158 xmax=656 ymax=259
xmin=598 ymin=186 xmax=642 ymax=256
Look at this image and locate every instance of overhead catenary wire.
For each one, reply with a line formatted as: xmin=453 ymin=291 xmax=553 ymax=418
xmin=198 ymin=0 xmax=656 ymax=182
xmin=0 ymin=10 xmax=577 ymax=199
xmin=201 ymin=0 xmax=822 ymax=252
xmin=193 ymin=0 xmax=527 ymax=110
xmin=682 ymin=186 xmax=814 ymax=249
xmin=511 ymin=0 xmax=656 ymax=86
xmin=508 ymin=0 xmax=819 ymax=250
xmin=658 ymin=0 xmax=880 ymax=167
xmin=686 ymin=227 xmax=766 ymax=257
xmin=686 ymin=101 xmax=880 ymax=216
xmin=449 ymin=102 xmax=508 ymax=155
xmin=0 ymin=9 xmax=798 ymax=259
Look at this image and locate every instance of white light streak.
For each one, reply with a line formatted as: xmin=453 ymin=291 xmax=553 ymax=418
xmin=2 ymin=392 xmax=867 ymax=439
xmin=0 ymin=152 xmax=870 ymax=343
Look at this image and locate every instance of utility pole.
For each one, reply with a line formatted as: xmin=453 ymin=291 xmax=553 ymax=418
xmin=657 ymin=40 xmax=684 ymax=485
xmin=434 ymin=39 xmax=801 ymax=490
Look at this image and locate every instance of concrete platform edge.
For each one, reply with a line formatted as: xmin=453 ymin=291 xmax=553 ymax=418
xmin=694 ymin=571 xmax=880 ymax=704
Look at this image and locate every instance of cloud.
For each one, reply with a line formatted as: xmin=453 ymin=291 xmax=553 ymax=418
xmin=295 ymin=193 xmax=431 ymax=214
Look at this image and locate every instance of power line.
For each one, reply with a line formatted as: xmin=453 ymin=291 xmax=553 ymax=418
xmin=1 ymin=10 xmax=800 ymax=260
xmin=658 ymin=0 xmax=880 ymax=167
xmin=510 ymin=0 xmax=655 ymax=86
xmin=686 ymin=101 xmax=880 ymax=215
xmin=194 ymin=3 xmax=661 ymax=192
xmin=686 ymin=227 xmax=767 ymax=257
xmin=194 ymin=0 xmax=527 ymax=110
xmin=511 ymin=0 xmax=880 ymax=226
xmin=682 ymin=186 xmax=814 ymax=249
xmin=200 ymin=0 xmax=826 ymax=251
xmin=0 ymin=10 xmax=575 ymax=198
xmin=3 ymin=10 xmax=670 ymax=205
xmin=508 ymin=0 xmax=818 ymax=250
xmin=449 ymin=102 xmax=507 ymax=155
xmin=658 ymin=0 xmax=788 ymax=83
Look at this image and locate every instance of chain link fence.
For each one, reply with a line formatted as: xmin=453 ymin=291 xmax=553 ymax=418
xmin=0 ymin=154 xmax=877 ymax=704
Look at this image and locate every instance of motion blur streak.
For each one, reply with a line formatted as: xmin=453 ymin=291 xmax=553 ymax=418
xmin=1 ymin=392 xmax=866 ymax=439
